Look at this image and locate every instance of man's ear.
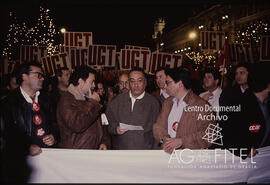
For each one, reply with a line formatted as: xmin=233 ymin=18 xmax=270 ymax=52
xmin=22 ymin=74 xmax=28 ymax=82
xmin=78 ymin=78 xmax=83 ymax=86
xmin=178 ymin=80 xmax=183 ymax=88
xmin=215 ymin=79 xmax=220 ymax=86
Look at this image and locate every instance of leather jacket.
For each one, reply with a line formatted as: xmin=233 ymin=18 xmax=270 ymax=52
xmin=0 ymin=88 xmax=60 ymax=148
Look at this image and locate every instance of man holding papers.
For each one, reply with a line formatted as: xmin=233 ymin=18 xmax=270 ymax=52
xmin=105 ymin=68 xmax=160 ymax=149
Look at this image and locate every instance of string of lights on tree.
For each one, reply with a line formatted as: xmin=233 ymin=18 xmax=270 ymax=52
xmin=2 ymin=6 xmax=59 ymax=61
xmin=185 ymin=51 xmax=217 ymax=71
xmin=235 ymin=19 xmax=269 ymax=45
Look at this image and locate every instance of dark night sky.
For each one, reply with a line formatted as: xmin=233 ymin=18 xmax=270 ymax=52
xmin=0 ymin=0 xmax=230 ymax=53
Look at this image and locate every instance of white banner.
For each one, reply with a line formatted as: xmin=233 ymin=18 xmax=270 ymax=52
xmin=64 ymin=32 xmax=93 ymax=47
xmin=119 ymin=49 xmax=151 ymax=72
xmin=124 ymin=45 xmax=150 ymax=50
xmin=40 ymin=53 xmax=71 ymax=75
xmin=149 ymin=52 xmax=182 ymax=74
xmin=27 ymin=147 xmax=270 ymax=183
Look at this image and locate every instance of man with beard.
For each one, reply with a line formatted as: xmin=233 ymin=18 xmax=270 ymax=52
xmin=118 ymin=73 xmax=130 ymax=94
xmin=105 ymin=67 xmax=160 ymax=149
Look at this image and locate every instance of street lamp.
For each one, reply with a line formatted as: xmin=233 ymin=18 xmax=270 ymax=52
xmin=60 ymin=27 xmax=66 ymax=34
xmin=189 ymin=31 xmax=197 ymax=39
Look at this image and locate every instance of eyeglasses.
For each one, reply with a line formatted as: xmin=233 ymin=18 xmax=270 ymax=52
xmin=29 ymin=71 xmax=45 ymax=79
xmin=165 ymin=80 xmax=174 ymax=85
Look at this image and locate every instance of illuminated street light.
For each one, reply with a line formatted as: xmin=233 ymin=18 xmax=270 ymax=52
xmin=189 ymin=31 xmax=196 ymax=39
xmin=60 ymin=27 xmax=66 ymax=34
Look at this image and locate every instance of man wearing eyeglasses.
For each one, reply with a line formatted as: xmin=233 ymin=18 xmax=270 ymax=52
xmin=153 ymin=67 xmax=216 ymax=154
xmin=105 ymin=67 xmax=160 ymax=149
xmin=0 ymin=61 xmax=60 ymax=157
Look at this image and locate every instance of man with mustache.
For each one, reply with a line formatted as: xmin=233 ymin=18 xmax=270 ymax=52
xmin=118 ymin=73 xmax=130 ymax=94
xmin=105 ymin=67 xmax=160 ymax=149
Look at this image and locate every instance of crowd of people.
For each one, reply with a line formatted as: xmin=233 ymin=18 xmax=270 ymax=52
xmin=0 ymin=61 xmax=269 ymax=182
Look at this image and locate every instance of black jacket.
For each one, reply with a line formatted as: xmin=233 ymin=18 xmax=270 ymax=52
xmin=0 ymin=88 xmax=60 ymax=149
xmin=220 ymin=88 xmax=270 ymax=158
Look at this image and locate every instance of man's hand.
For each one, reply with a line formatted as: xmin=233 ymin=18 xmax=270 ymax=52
xmin=163 ymin=138 xmax=183 ymax=154
xmin=29 ymin=144 xmax=42 ymax=156
xmin=87 ymin=89 xmax=100 ymax=102
xmin=99 ymin=144 xmax=107 ymax=150
xmin=43 ymin=134 xmax=55 ymax=146
xmin=248 ymin=147 xmax=258 ymax=158
xmin=116 ymin=126 xmax=128 ymax=135
xmin=201 ymin=92 xmax=213 ymax=101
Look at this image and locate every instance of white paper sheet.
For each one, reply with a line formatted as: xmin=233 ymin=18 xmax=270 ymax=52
xmin=119 ymin=123 xmax=144 ymax=130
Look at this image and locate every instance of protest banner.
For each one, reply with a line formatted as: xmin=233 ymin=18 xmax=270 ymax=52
xmin=149 ymin=52 xmax=182 ymax=74
xmin=40 ymin=53 xmax=71 ymax=75
xmin=20 ymin=45 xmax=47 ymax=63
xmin=119 ymin=49 xmax=151 ymax=72
xmin=200 ymin=31 xmax=225 ymax=51
xmin=64 ymin=32 xmax=93 ymax=47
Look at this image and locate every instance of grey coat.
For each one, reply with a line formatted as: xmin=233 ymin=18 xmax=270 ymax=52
xmin=105 ymin=92 xmax=160 ymax=149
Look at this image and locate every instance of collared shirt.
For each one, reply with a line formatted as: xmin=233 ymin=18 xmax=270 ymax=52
xmin=258 ymin=97 xmax=270 ymax=147
xmin=168 ymin=92 xmax=188 ymax=138
xmin=200 ymin=87 xmax=222 ymax=108
xmin=20 ymin=86 xmax=40 ymax=103
xmin=240 ymin=86 xmax=246 ymax=93
xmin=129 ymin=91 xmax=145 ymax=112
xmin=160 ymin=89 xmax=170 ymax=99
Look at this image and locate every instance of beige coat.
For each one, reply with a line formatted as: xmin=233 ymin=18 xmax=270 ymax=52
xmin=153 ymin=90 xmax=216 ymax=149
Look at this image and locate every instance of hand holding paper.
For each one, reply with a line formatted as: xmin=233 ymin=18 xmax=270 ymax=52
xmin=119 ymin=123 xmax=144 ymax=131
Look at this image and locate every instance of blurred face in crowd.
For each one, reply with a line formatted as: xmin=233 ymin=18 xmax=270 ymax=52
xmin=119 ymin=74 xmax=129 ymax=93
xmin=23 ymin=66 xmax=44 ymax=92
xmin=8 ymin=77 xmax=18 ymax=90
xmin=129 ymin=71 xmax=146 ymax=98
xmin=164 ymin=75 xmax=180 ymax=97
xmin=203 ymin=73 xmax=219 ymax=91
xmin=155 ymin=70 xmax=166 ymax=90
xmin=97 ymin=83 xmax=105 ymax=96
xmin=235 ymin=67 xmax=248 ymax=86
xmin=79 ymin=73 xmax=95 ymax=95
xmin=58 ymin=69 xmax=71 ymax=87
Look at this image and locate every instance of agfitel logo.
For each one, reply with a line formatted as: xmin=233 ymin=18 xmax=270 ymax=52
xmin=202 ymin=123 xmax=223 ymax=146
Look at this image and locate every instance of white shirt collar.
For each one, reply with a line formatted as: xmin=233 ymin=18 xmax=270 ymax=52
xmin=173 ymin=91 xmax=188 ymax=105
xmin=20 ymin=86 xmax=40 ymax=103
xmin=240 ymin=86 xmax=246 ymax=93
xmin=129 ymin=91 xmax=145 ymax=100
xmin=160 ymin=89 xmax=170 ymax=98
xmin=210 ymin=87 xmax=222 ymax=96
